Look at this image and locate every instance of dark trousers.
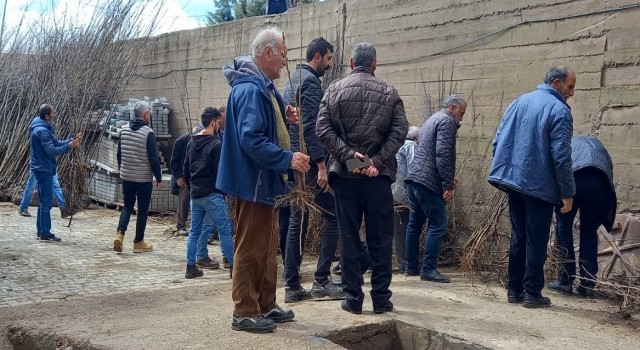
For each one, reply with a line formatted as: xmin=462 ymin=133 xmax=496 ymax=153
xmin=393 ymin=207 xmax=409 ymax=273
xmin=278 ymin=204 xmax=290 ymax=262
xmin=284 ymin=164 xmax=339 ymax=287
xmin=332 ymin=175 xmax=394 ymax=311
xmin=117 ymin=180 xmax=153 ymax=242
xmin=555 ymin=171 xmax=607 ymax=287
xmin=507 ymin=191 xmax=554 ymax=297
xmin=34 ymin=171 xmax=54 ymax=237
xmin=232 ymin=200 xmax=277 ymax=317
xmin=176 ymin=185 xmax=190 ymax=230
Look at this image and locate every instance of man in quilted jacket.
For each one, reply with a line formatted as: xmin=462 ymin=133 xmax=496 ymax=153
xmin=317 ymin=42 xmax=408 ymax=315
xmin=489 ymin=66 xmax=576 ymax=308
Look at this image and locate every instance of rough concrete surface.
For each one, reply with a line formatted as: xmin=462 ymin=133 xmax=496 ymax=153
xmin=0 ymin=203 xmax=638 ymax=349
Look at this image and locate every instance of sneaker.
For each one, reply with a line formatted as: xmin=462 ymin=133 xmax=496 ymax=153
xmin=196 ymin=257 xmax=220 ymax=269
xmin=262 ymin=305 xmax=295 ymax=323
xmin=284 ymin=286 xmax=313 ymax=303
xmin=341 ymin=299 xmax=362 ymax=315
xmin=332 ymin=264 xmax=341 ymax=275
xmin=39 ymin=234 xmax=61 ymax=242
xmin=231 ymin=314 xmax=276 ymax=333
xmin=507 ymin=290 xmax=524 ymax=304
xmin=132 ymin=241 xmax=153 ymax=253
xmin=420 ymin=269 xmax=451 ymax=283
xmin=36 ymin=232 xmax=41 ymax=240
xmin=373 ymin=301 xmax=394 ymax=314
xmin=176 ymin=229 xmax=188 ymax=237
xmin=523 ymin=294 xmax=552 ymax=308
xmin=207 ymin=235 xmax=217 ymax=245
xmin=577 ymin=285 xmax=596 ymax=298
xmin=548 ymin=280 xmax=573 ymax=295
xmin=19 ymin=209 xmax=31 ymax=217
xmin=185 ymin=264 xmax=204 ymax=279
xmin=223 ymin=257 xmax=230 ymax=269
xmin=113 ymin=232 xmax=125 ymax=253
xmin=310 ymin=278 xmax=345 ymax=299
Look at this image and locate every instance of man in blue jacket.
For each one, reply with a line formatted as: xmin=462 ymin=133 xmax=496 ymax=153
xmin=217 ymin=27 xmax=310 ymax=333
xmin=548 ymin=135 xmax=616 ymax=298
xmin=281 ymin=37 xmax=344 ymax=303
xmin=29 ymin=104 xmax=81 ymax=242
xmin=489 ymin=66 xmax=577 ymax=308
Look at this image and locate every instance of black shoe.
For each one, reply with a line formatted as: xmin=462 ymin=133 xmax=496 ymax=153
xmin=420 ymin=269 xmax=451 ymax=283
xmin=185 ymin=264 xmax=204 ymax=279
xmin=373 ymin=301 xmax=394 ymax=314
xmin=310 ymin=278 xmax=345 ymax=299
xmin=39 ymin=234 xmax=61 ymax=242
xmin=507 ymin=290 xmax=524 ymax=303
xmin=19 ymin=209 xmax=31 ymax=217
xmin=548 ymin=280 xmax=573 ymax=295
xmin=332 ymin=264 xmax=341 ymax=275
xmin=405 ymin=270 xmax=420 ymax=277
xmin=231 ymin=314 xmax=276 ymax=333
xmin=523 ymin=294 xmax=552 ymax=308
xmin=341 ymin=300 xmax=362 ymax=315
xmin=577 ymin=285 xmax=596 ymax=298
xmin=36 ymin=232 xmax=42 ymax=240
xmin=284 ymin=286 xmax=313 ymax=303
xmin=262 ymin=305 xmax=295 ymax=323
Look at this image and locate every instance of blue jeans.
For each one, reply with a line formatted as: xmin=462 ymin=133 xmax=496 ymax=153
xmin=405 ymin=182 xmax=448 ymax=274
xmin=34 ymin=171 xmax=54 ymax=236
xmin=21 ymin=170 xmax=65 ymax=211
xmin=186 ymin=193 xmax=234 ymax=266
xmin=199 ymin=215 xmax=234 ymax=261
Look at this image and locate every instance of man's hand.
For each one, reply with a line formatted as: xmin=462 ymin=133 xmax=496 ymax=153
xmin=453 ymin=177 xmax=460 ymax=190
xmin=156 ymin=181 xmax=163 ymax=189
xmin=316 ymin=162 xmax=329 ymax=192
xmin=443 ymin=189 xmax=454 ymax=202
xmin=70 ymin=138 xmax=81 ymax=149
xmin=285 ymin=105 xmax=299 ymax=124
xmin=176 ymin=177 xmax=185 ymax=188
xmin=290 ymin=152 xmax=311 ymax=173
xmin=560 ymin=197 xmax=573 ymax=214
xmin=75 ymin=132 xmax=84 ymax=141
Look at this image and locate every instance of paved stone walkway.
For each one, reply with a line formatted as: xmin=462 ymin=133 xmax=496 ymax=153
xmin=0 ymin=203 xmax=231 ymax=308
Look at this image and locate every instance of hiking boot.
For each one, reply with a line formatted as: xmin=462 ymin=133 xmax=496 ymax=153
xmin=577 ymin=285 xmax=596 ymax=298
xmin=341 ymin=300 xmax=362 ymax=315
xmin=548 ymin=280 xmax=573 ymax=295
xmin=185 ymin=264 xmax=203 ymax=279
xmin=222 ymin=257 xmax=230 ymax=269
xmin=284 ymin=286 xmax=313 ymax=303
xmin=310 ymin=278 xmax=345 ymax=299
xmin=19 ymin=209 xmax=31 ymax=217
xmin=262 ymin=305 xmax=295 ymax=323
xmin=373 ymin=301 xmax=394 ymax=314
xmin=113 ymin=232 xmax=125 ymax=253
xmin=196 ymin=257 xmax=220 ymax=269
xmin=507 ymin=290 xmax=524 ymax=303
xmin=420 ymin=269 xmax=451 ymax=283
xmin=133 ymin=241 xmax=153 ymax=253
xmin=39 ymin=234 xmax=61 ymax=242
xmin=176 ymin=229 xmax=189 ymax=237
xmin=523 ymin=294 xmax=552 ymax=308
xmin=231 ymin=314 xmax=276 ymax=333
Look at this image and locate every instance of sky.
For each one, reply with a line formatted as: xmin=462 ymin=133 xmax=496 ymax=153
xmin=2 ymin=0 xmax=212 ymax=36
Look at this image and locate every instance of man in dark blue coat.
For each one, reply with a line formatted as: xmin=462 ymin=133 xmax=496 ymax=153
xmin=489 ymin=66 xmax=577 ymax=308
xmin=217 ymin=27 xmax=310 ymax=333
xmin=548 ymin=135 xmax=616 ymax=298
xmin=29 ymin=104 xmax=81 ymax=242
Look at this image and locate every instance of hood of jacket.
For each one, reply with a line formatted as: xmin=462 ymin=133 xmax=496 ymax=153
xmin=190 ymin=133 xmax=218 ymax=151
xmin=29 ymin=116 xmax=51 ymax=134
xmin=223 ymin=55 xmax=272 ymax=89
xmin=129 ymin=118 xmax=148 ymax=131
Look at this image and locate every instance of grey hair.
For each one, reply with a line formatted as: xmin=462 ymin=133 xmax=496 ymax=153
xmin=543 ymin=66 xmax=569 ymax=84
xmin=352 ymin=42 xmax=376 ymax=68
xmin=442 ymin=94 xmax=466 ymax=109
xmin=407 ymin=126 xmax=420 ymax=140
xmin=251 ymin=27 xmax=283 ymax=58
xmin=133 ymin=101 xmax=150 ymax=119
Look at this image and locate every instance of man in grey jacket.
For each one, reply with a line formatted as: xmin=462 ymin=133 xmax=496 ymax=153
xmin=317 ymin=42 xmax=408 ymax=315
xmin=404 ymin=95 xmax=466 ymax=283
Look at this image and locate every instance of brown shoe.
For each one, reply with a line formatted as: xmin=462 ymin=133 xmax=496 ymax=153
xmin=223 ymin=257 xmax=230 ymax=269
xmin=113 ymin=232 xmax=125 ymax=253
xmin=133 ymin=241 xmax=153 ymax=253
xmin=196 ymin=257 xmax=220 ymax=269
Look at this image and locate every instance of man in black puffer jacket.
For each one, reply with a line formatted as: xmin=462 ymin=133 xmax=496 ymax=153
xmin=281 ymin=37 xmax=344 ymax=303
xmin=404 ymin=95 xmax=466 ymax=283
xmin=317 ymin=42 xmax=408 ymax=315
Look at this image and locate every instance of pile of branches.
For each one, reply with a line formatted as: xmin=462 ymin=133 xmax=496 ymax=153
xmin=0 ymin=0 xmax=161 ymax=215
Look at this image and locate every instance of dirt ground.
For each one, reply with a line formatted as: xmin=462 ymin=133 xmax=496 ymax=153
xmin=0 ymin=205 xmax=638 ymax=349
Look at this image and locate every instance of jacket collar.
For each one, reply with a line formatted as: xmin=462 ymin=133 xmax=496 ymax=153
xmin=350 ymin=66 xmax=375 ymax=76
xmin=298 ymin=64 xmax=320 ymax=78
xmin=441 ymin=109 xmax=462 ymax=128
xmin=536 ymin=84 xmax=571 ymax=109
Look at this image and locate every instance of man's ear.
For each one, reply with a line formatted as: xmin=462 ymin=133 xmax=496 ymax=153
xmin=349 ymin=58 xmax=355 ymax=70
